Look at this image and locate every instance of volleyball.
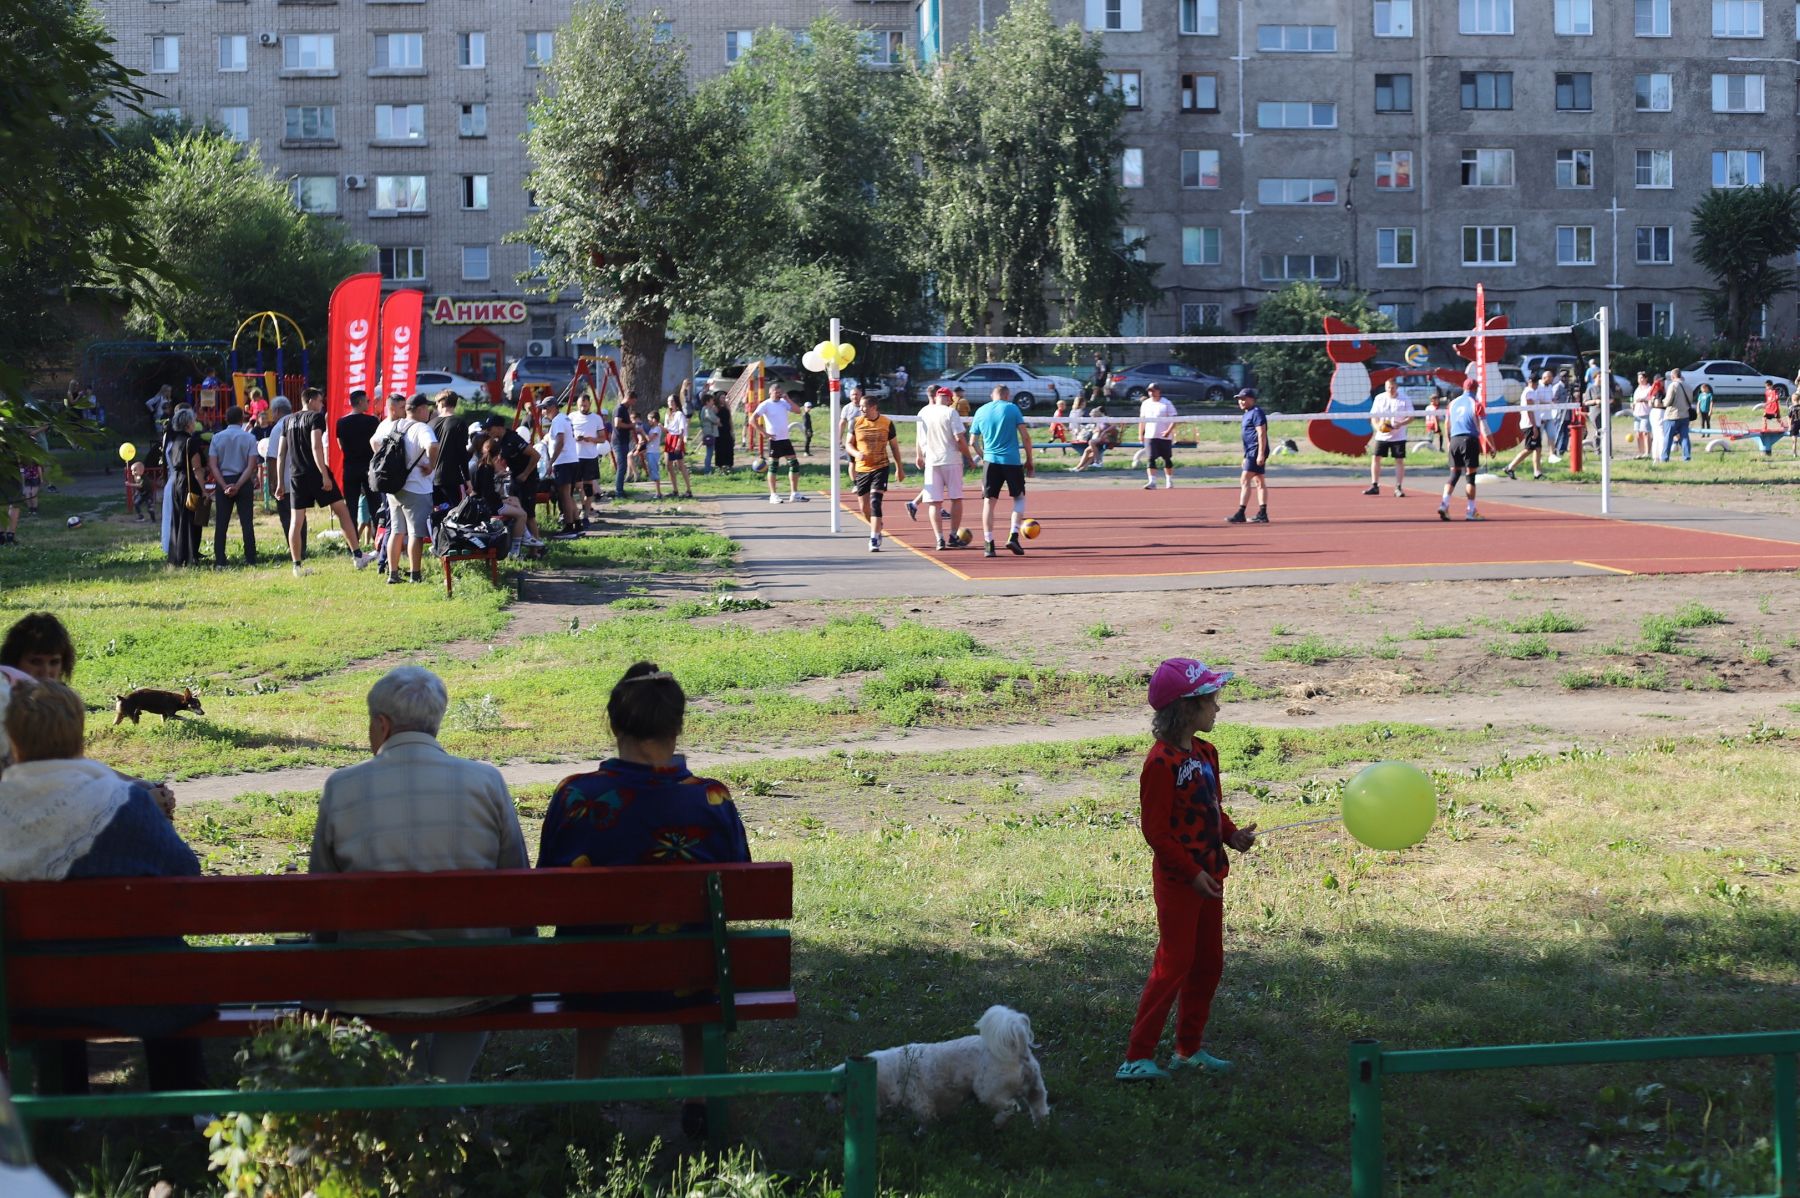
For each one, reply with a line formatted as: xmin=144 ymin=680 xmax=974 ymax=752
xmin=1020 ymin=518 xmax=1042 ymax=540
xmin=751 ymin=456 xmax=768 ymax=474
xmin=1403 ymin=343 xmax=1429 ymax=367
xmin=954 ymin=527 xmax=973 ymax=545
xmin=66 ymin=515 xmax=82 ymax=528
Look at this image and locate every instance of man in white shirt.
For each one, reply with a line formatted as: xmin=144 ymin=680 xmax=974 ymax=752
xmin=1137 ymin=383 xmax=1179 ymax=491
xmin=909 ymin=386 xmax=972 ymax=550
xmin=1503 ymin=370 xmax=1553 ymax=480
xmin=757 ymin=384 xmax=807 ymax=504
xmin=570 ymin=392 xmax=605 ymax=521
xmin=543 ymin=396 xmax=581 ymax=535
xmin=371 ymin=393 xmax=440 ymax=584
xmin=1363 ymin=378 xmax=1414 ymax=498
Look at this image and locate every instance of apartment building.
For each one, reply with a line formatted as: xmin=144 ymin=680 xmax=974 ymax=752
xmin=99 ymin=0 xmax=916 ymax=372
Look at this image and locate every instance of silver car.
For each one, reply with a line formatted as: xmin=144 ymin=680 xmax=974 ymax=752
xmin=413 ymin=369 xmax=491 ymax=404
xmin=914 ymin=362 xmax=1076 ymax=413
xmin=1680 ymin=359 xmax=1791 ymax=400
xmin=1104 ymin=361 xmax=1232 ymax=404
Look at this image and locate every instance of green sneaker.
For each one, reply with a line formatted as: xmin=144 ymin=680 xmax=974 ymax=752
xmin=1115 ymin=1058 xmax=1171 ymax=1082
xmin=1170 ymin=1049 xmax=1234 ymax=1075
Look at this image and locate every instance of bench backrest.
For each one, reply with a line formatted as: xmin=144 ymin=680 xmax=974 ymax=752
xmin=0 ymin=863 xmax=791 ymax=1013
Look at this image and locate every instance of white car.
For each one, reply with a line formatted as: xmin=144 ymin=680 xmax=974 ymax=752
xmin=914 ymin=362 xmax=1077 ymax=413
xmin=1680 ymin=359 xmax=1791 ymax=400
xmin=840 ymin=376 xmax=891 ymax=403
xmin=413 ymin=370 xmax=491 ymax=403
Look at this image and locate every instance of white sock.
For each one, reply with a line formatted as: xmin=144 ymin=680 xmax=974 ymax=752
xmin=1467 ymin=500 xmax=1477 ymax=515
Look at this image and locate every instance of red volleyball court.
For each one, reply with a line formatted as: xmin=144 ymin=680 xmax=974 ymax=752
xmin=850 ymin=484 xmax=1800 ymax=584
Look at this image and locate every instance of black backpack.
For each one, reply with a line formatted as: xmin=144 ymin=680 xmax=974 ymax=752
xmin=433 ymin=496 xmax=509 ymax=559
xmin=368 ymin=419 xmax=425 ymax=496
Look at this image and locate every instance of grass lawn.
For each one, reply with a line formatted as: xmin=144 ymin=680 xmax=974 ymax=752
xmin=55 ymin=723 xmax=1798 ymax=1197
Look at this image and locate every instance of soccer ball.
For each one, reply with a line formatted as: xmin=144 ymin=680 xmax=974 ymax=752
xmin=1020 ymin=518 xmax=1042 ymax=540
xmin=954 ymin=527 xmax=973 ymax=546
xmin=65 ymin=515 xmax=81 ymax=529
xmin=751 ymin=456 xmax=768 ymax=474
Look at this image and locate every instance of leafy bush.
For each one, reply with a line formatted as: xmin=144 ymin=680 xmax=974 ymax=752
xmin=206 ymin=1016 xmax=474 ymax=1197
xmin=1244 ymin=283 xmax=1393 ymax=411
xmin=566 ymin=1138 xmax=837 ymax=1198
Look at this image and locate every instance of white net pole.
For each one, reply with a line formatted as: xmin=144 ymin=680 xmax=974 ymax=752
xmin=828 ymin=317 xmax=843 ymax=534
xmin=1598 ymin=308 xmax=1613 ymax=515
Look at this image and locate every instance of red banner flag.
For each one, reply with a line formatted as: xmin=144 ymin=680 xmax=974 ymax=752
xmin=379 ymin=289 xmax=425 ymax=404
xmin=324 ymin=272 xmax=383 ymax=491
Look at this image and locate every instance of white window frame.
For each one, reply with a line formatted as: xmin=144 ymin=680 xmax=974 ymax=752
xmin=1257 ymin=177 xmax=1339 ymax=204
xmin=218 ymin=106 xmax=250 ymax=143
xmin=1459 ymin=0 xmax=1514 ymax=35
xmin=458 ymin=32 xmax=486 ymax=68
xmin=460 ymin=174 xmax=489 ymax=210
xmin=282 ymin=34 xmax=335 ymax=72
xmin=526 ymin=31 xmax=555 ymax=67
xmin=858 ymin=29 xmax=907 ymax=66
xmin=373 ymin=175 xmax=427 ymax=213
xmin=1376 ymin=226 xmax=1417 ymax=268
xmin=461 ymin=245 xmax=491 ymax=282
xmin=1462 ymin=225 xmax=1517 ymax=266
xmin=150 ymin=36 xmax=180 ymax=74
xmin=1257 ymin=101 xmax=1337 ymax=129
xmin=1713 ymin=0 xmax=1764 ymax=36
xmin=217 ymin=34 xmax=247 ymax=72
xmin=1180 ymin=0 xmax=1220 ymax=35
xmin=1635 ymin=225 xmax=1674 ymax=264
xmin=1121 ymin=225 xmax=1146 ymax=261
xmin=1182 ymin=226 xmax=1221 ymax=266
xmin=1120 ymin=147 xmax=1144 ymax=188
xmin=1635 ymin=149 xmax=1674 ymax=188
xmin=1257 ymin=24 xmax=1337 ymax=52
xmin=1555 ymin=148 xmax=1594 ymax=189
xmin=458 ymin=103 xmax=487 ymax=138
xmin=1712 ymin=73 xmax=1766 ymax=112
xmin=1105 ymin=70 xmax=1143 ymax=109
xmin=380 ymin=247 xmax=428 ymax=282
xmin=284 ymin=105 xmax=335 ymax=141
xmin=292 ymin=176 xmax=337 ymax=214
xmin=1181 ymin=149 xmax=1221 ymax=189
xmin=372 ymin=32 xmax=423 ymax=71
xmin=1635 ymin=73 xmax=1673 ymax=111
xmin=1636 ymin=0 xmax=1671 ymax=35
xmin=724 ymin=30 xmax=752 ymax=63
xmin=1713 ymin=149 xmax=1765 ymax=188
xmin=1555 ymin=0 xmax=1594 ymax=34
xmin=1556 ymin=225 xmax=1596 ymax=266
xmin=1374 ymin=0 xmax=1414 ymax=37
xmin=1460 ymin=148 xmax=1515 ymax=188
xmin=1374 ymin=150 xmax=1415 ymax=190
xmin=373 ymin=103 xmax=426 ymax=141
xmin=1556 ymin=300 xmax=1600 ymax=326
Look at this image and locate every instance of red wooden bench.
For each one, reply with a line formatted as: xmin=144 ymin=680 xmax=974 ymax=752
xmin=440 ymin=544 xmax=500 ymax=596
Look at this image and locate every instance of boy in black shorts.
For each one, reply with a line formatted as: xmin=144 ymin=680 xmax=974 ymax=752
xmin=848 ymin=394 xmax=904 ymax=551
xmin=758 ymin=385 xmax=808 ymax=504
xmin=1438 ymin=383 xmax=1484 ymax=522
xmin=1226 ymin=388 xmax=1269 ymax=524
xmin=278 ymin=387 xmax=378 ymax=575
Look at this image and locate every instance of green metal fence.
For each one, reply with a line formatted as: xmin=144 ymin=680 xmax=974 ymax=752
xmin=1349 ymin=1030 xmax=1800 ymax=1198
xmin=13 ymin=1060 xmax=880 ymax=1198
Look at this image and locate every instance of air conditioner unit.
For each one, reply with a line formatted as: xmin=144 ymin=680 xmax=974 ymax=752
xmin=525 ymin=339 xmax=552 ymax=357
xmin=257 ymin=32 xmax=279 ymax=46
xmin=343 ymin=174 xmax=367 ymax=190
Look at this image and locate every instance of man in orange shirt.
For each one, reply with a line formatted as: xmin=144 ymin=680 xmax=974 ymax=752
xmin=849 ymin=393 xmax=905 ymax=552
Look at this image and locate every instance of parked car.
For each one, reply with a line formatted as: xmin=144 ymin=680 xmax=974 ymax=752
xmin=414 ymin=369 xmax=491 ymax=403
xmin=840 ymin=376 xmax=891 ymax=403
xmin=502 ymin=356 xmax=579 ymax=405
xmin=1386 ymin=369 xmax=1453 ymax=407
xmin=1104 ymin=361 xmax=1232 ymax=405
xmin=1514 ymin=355 xmax=1631 ymax=399
xmin=1679 ymin=359 xmax=1791 ymax=400
xmin=914 ymin=362 xmax=1076 ymax=413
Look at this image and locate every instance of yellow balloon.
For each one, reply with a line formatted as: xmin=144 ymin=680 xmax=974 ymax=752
xmin=834 ymin=343 xmax=856 ymax=370
xmin=118 ymin=442 xmax=137 ymax=463
xmin=1340 ymin=761 xmax=1436 ymax=851
xmin=814 ymin=340 xmax=836 ymax=363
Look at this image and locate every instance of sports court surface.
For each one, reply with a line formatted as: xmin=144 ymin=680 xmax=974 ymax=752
xmin=716 ymin=476 xmax=1800 ymax=600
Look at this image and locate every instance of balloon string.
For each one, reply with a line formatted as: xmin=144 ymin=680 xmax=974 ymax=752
xmin=1256 ymin=816 xmax=1338 ymax=836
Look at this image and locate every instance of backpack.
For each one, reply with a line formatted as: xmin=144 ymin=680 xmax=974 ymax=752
xmin=369 ymin=419 xmax=425 ymax=496
xmin=433 ymin=495 xmax=509 ymax=559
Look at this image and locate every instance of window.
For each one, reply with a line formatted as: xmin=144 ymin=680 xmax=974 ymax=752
xmin=1459 ymin=0 xmax=1513 ymax=34
xmin=1181 ymin=149 xmax=1221 ymax=188
xmin=1377 ymin=227 xmax=1416 ymax=268
xmin=461 ymin=245 xmax=490 ymax=282
xmin=1556 ymin=226 xmax=1596 ymax=265
xmin=291 ymin=176 xmax=337 ymax=214
xmin=372 ymin=33 xmax=423 ymax=70
xmin=1258 ymin=101 xmax=1337 ymax=129
xmin=1635 ymin=150 xmax=1673 ymax=188
xmin=1378 ymin=302 xmax=1418 ymax=330
xmin=459 ymin=103 xmax=487 ymax=137
xmin=1182 ymin=226 xmax=1221 ymax=266
xmin=1462 ymin=225 xmax=1517 ymax=265
xmin=1461 ymin=72 xmax=1513 ymax=109
xmin=1105 ymin=70 xmax=1142 ymax=109
xmin=1257 ymin=24 xmax=1337 ymax=51
xmin=1374 ymin=74 xmax=1412 ymax=113
xmin=458 ymin=32 xmax=485 ymax=67
xmin=859 ymin=30 xmax=907 ymax=65
xmin=1556 ymin=149 xmax=1593 ymax=189
xmin=1636 ymin=0 xmax=1671 ymax=35
xmin=217 ymin=34 xmax=246 ymax=72
xmin=1555 ymin=73 xmax=1593 ymax=111
xmin=1713 ymin=0 xmax=1763 ymax=36
xmin=1635 ymin=225 xmax=1673 ymax=263
xmin=283 ymin=34 xmax=334 ymax=71
xmin=1120 ymin=148 xmax=1144 ymax=187
xmin=1375 ymin=150 xmax=1414 ymax=189
xmin=1556 ymin=300 xmax=1600 ymax=325
xmin=1460 ymin=148 xmax=1514 ymax=187
xmin=1636 ymin=302 xmax=1674 ymax=337
xmin=374 ymin=104 xmax=425 ymax=141
xmin=150 ymin=107 xmax=181 ymax=122
xmin=1181 ymin=302 xmax=1224 ymax=330
xmin=460 ymin=174 xmax=488 ymax=210
xmin=1712 ymin=74 xmax=1765 ymax=111
xmin=1181 ymin=74 xmax=1219 ymax=112
xmin=1258 ymin=177 xmax=1338 ymax=204
xmin=1374 ymin=0 xmax=1414 ymax=37
xmin=1121 ymin=225 xmax=1146 ymax=261
xmin=526 ymin=246 xmax=547 ymax=277
xmin=1555 ymin=0 xmax=1593 ymax=34
xmin=653 ymin=22 xmax=674 ymax=43
xmin=379 ymin=247 xmax=427 ymax=282
xmin=1261 ymin=254 xmax=1340 ymax=282
xmin=1179 ymin=0 xmax=1219 ymax=35
xmin=150 ymin=36 xmax=179 ymax=73
xmin=724 ymin=30 xmax=752 ymax=63
xmin=374 ymin=175 xmax=427 ymax=212
xmin=1634 ymin=74 xmax=1673 ymax=111
xmin=1089 ymin=0 xmax=1142 ymax=33
xmin=218 ymin=106 xmax=249 ymax=143
xmin=284 ymin=105 xmax=335 ymax=141
xmin=526 ymin=31 xmax=555 ymax=66
xmin=1713 ymin=149 xmax=1765 ymax=187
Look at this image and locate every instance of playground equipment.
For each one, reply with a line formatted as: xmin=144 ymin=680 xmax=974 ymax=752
xmin=225 ymin=311 xmax=309 ymax=424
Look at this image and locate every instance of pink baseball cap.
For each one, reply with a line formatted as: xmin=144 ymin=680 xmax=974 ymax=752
xmin=1147 ymin=658 xmax=1233 ymax=710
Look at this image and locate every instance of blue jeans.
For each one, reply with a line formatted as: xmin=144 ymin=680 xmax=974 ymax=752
xmin=613 ymin=446 xmax=630 ymax=497
xmin=702 ymin=436 xmax=715 ymax=473
xmin=1668 ymin=418 xmax=1691 ymax=461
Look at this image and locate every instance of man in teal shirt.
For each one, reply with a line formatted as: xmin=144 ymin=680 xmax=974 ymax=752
xmin=968 ymin=385 xmax=1035 ymax=557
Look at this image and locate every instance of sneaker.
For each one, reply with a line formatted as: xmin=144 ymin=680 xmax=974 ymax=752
xmin=1007 ymin=534 xmax=1024 ymax=556
xmin=1249 ymin=510 xmax=1269 ymax=524
xmin=1225 ymin=511 xmax=1247 ymax=524
xmin=550 ymin=530 xmax=578 ymax=541
xmin=1394 ymin=488 xmax=1405 ymax=498
xmin=354 ymin=551 xmax=376 ymax=570
xmin=1115 ymin=1059 xmax=1171 ymax=1082
xmin=1162 ymin=478 xmax=1174 ymax=489
xmin=790 ymin=494 xmax=809 ymax=503
xmin=983 ymin=543 xmax=997 ymax=558
xmin=1362 ymin=485 xmax=1380 ymax=495
xmin=769 ymin=494 xmax=783 ymax=505
xmin=1142 ymin=481 xmax=1156 ymax=490
xmin=1466 ymin=512 xmax=1486 ymax=522
xmin=291 ymin=562 xmax=309 ymax=577
xmin=905 ymin=500 xmax=918 ymax=522
xmin=1169 ymin=1049 xmax=1234 ymax=1075
xmin=1547 ymin=454 xmax=1561 ymax=464
xmin=1437 ymin=506 xmax=1450 ymax=522
xmin=869 ymin=536 xmax=880 ymax=553
xmin=1532 ymin=472 xmax=1546 ymax=480
xmin=386 ymin=572 xmax=403 ymax=585
xmin=936 ymin=539 xmax=948 ymax=551
xmin=1502 ymin=468 xmax=1517 ymax=480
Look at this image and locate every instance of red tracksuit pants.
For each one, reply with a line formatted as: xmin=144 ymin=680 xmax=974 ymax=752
xmin=1126 ymin=875 xmax=1224 ymax=1061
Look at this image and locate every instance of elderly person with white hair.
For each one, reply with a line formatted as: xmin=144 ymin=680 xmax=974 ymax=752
xmin=308 ymin=666 xmax=528 ymax=1083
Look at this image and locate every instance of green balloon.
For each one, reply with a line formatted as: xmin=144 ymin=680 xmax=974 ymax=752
xmin=1341 ymin=761 xmax=1436 ymax=850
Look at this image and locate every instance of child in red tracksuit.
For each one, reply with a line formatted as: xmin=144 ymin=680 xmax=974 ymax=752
xmin=1118 ymin=658 xmax=1257 ymax=1081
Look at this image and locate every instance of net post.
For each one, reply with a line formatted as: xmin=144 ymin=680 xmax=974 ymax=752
xmin=828 ymin=317 xmax=842 ymax=534
xmin=1597 ymin=309 xmax=1612 ymax=515
xmin=1349 ymin=1038 xmax=1385 ymax=1198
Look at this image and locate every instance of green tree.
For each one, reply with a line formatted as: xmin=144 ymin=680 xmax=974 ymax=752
xmin=1690 ymin=184 xmax=1800 ymax=345
xmin=1416 ymin=299 xmax=1476 ymax=334
xmin=1245 ymin=283 xmax=1392 ymax=410
xmin=125 ymin=132 xmax=369 ymax=345
xmin=521 ymin=1 xmax=761 ymax=400
xmin=913 ymin=0 xmax=1159 ymax=343
xmin=679 ymin=18 xmax=926 ymax=365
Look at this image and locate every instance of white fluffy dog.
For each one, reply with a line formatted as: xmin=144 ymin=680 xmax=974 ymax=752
xmin=858 ymin=1005 xmax=1050 ymax=1128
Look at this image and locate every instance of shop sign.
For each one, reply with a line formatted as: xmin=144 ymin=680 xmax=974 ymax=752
xmin=429 ymin=297 xmax=528 ymax=325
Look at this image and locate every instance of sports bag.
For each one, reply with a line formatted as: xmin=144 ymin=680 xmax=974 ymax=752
xmin=368 ymin=419 xmax=425 ymax=496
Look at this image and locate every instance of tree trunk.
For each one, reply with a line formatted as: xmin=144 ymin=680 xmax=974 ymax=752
xmin=618 ymin=318 xmax=668 ymax=405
